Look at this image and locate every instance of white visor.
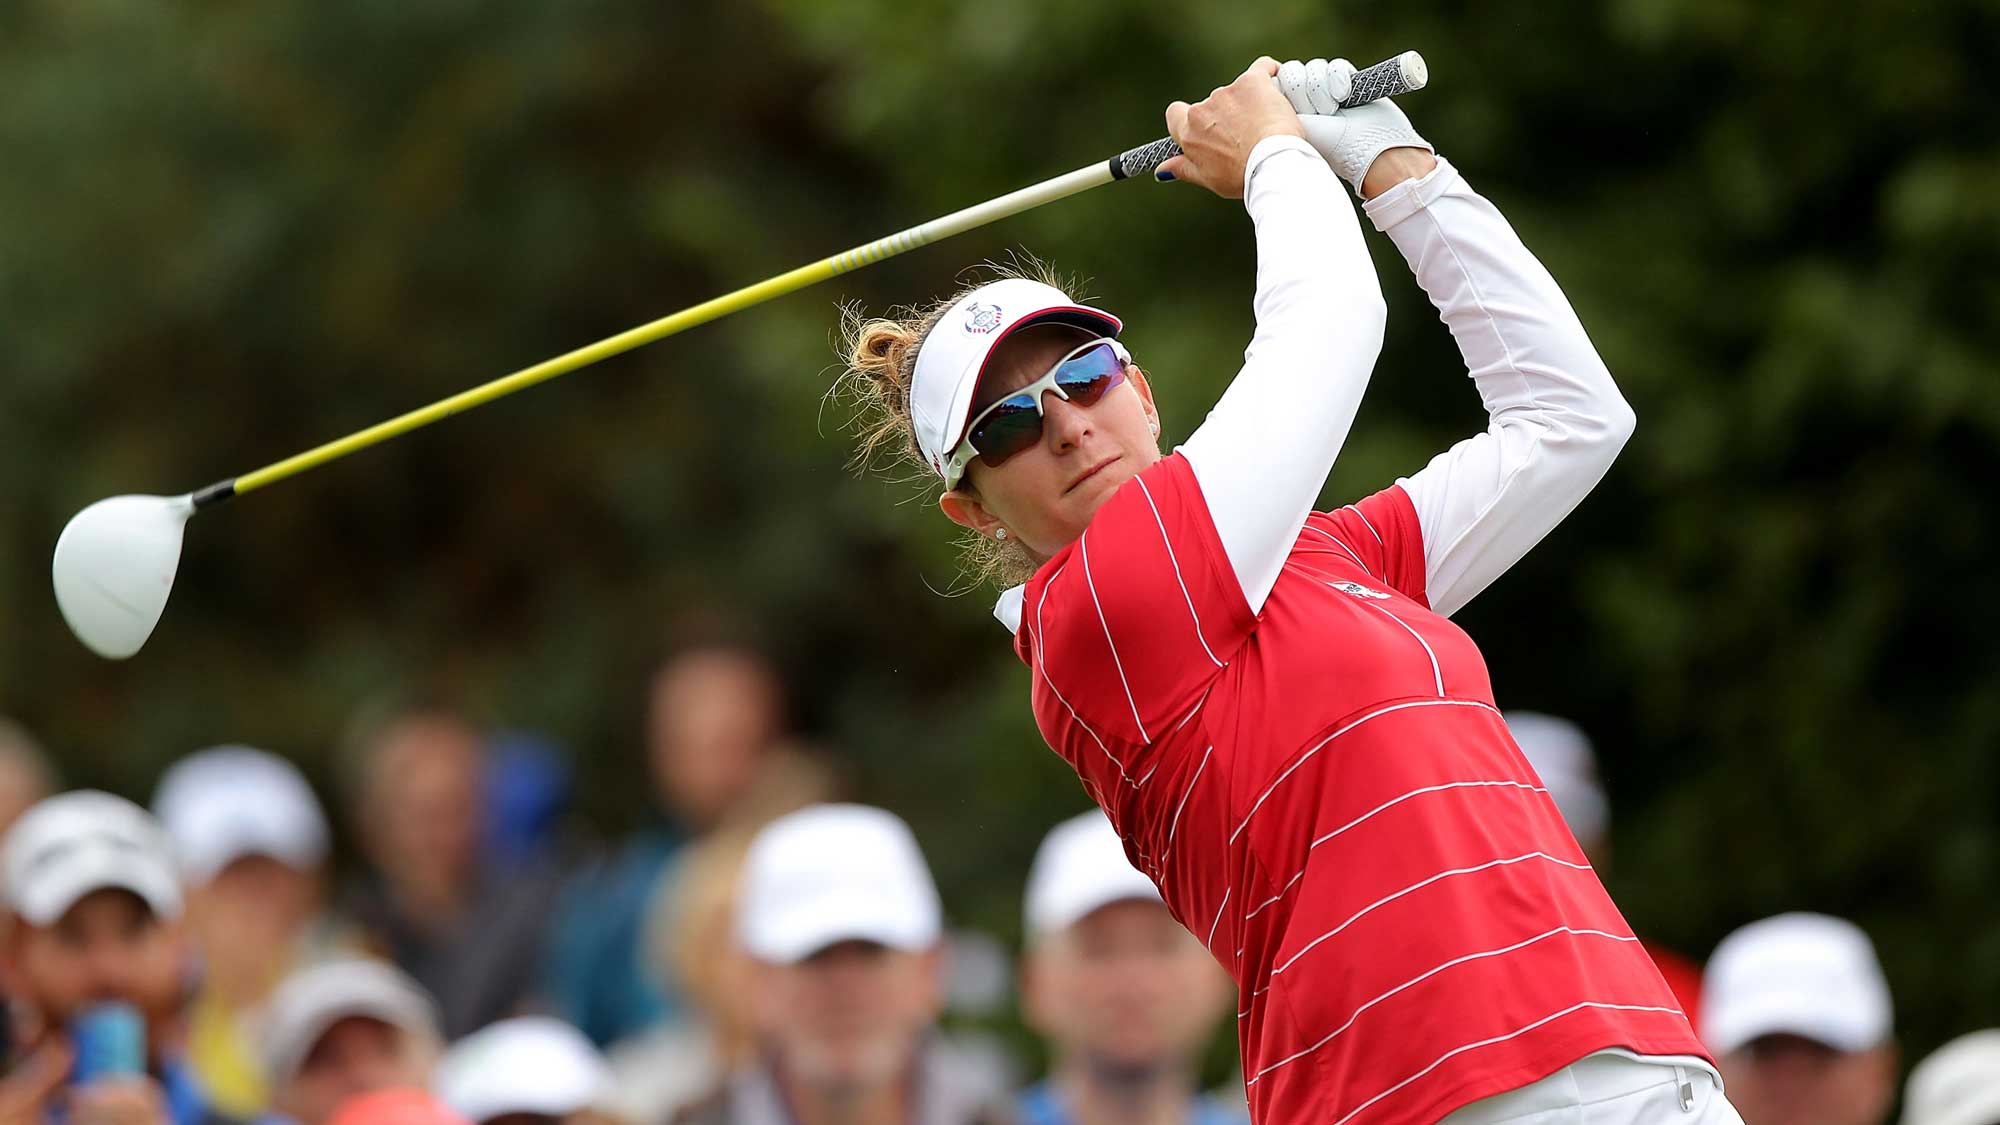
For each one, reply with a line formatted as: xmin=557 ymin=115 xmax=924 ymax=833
xmin=908 ymin=278 xmax=1121 ymax=486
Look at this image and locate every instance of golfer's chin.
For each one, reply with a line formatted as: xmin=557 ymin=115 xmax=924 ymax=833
xmin=1064 ymin=452 xmax=1144 ymax=516
xmin=1030 ymin=456 xmax=1148 ymax=558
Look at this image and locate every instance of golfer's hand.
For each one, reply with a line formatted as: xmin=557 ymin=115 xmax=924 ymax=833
xmin=68 ymin=1078 xmax=169 ymax=1125
xmin=1159 ymin=57 xmax=1305 ymax=199
xmin=1275 ymin=57 xmax=1436 ymax=198
xmin=0 ymin=1042 xmax=71 ymax=1125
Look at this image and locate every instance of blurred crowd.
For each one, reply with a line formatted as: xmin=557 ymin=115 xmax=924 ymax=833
xmin=0 ymin=649 xmax=1993 ymax=1125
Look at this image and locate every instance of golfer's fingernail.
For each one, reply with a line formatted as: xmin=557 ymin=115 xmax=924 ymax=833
xmin=1155 ymin=169 xmax=1176 ymax=182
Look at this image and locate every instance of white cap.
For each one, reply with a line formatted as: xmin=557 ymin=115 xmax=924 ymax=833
xmin=737 ymin=804 xmax=942 ymax=964
xmin=433 ymin=1017 xmax=611 ymax=1122
xmin=2 ymin=790 xmax=182 ymax=925
xmin=1903 ymin=1030 xmax=2000 ymax=1125
xmin=1701 ymin=912 xmax=1892 ymax=1055
xmin=262 ymin=959 xmax=439 ymax=1084
xmin=1024 ymin=810 xmax=1161 ymax=942
xmin=152 ymin=746 xmax=330 ymax=883
xmin=1505 ymin=711 xmax=1609 ymax=847
xmin=908 ymin=278 xmax=1121 ymax=484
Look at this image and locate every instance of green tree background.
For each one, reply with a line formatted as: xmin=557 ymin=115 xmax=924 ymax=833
xmin=2 ymin=0 xmax=1995 ymax=1085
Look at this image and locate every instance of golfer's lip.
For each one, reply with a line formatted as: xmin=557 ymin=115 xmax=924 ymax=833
xmin=1066 ymin=455 xmax=1120 ymax=494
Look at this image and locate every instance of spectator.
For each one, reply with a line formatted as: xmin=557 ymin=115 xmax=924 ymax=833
xmin=603 ymin=749 xmax=836 ymax=1120
xmin=1505 ymin=711 xmax=1706 ymax=1024
xmin=433 ymin=1016 xmax=614 ymax=1125
xmin=1901 ymin=1030 xmax=2000 ymax=1125
xmin=342 ymin=698 xmax=562 ymax=1038
xmin=0 ymin=720 xmax=55 ymax=841
xmin=0 ymin=790 xmax=237 ymax=1124
xmin=264 ymin=960 xmax=442 ymax=1125
xmin=153 ymin=746 xmax=343 ymax=1117
xmin=547 ymin=639 xmax=798 ymax=1047
xmin=671 ymin=805 xmax=1010 ymax=1125
xmin=603 ymin=834 xmax=761 ymax=1122
xmin=1701 ymin=912 xmax=1896 ymax=1125
xmin=1017 ymin=811 xmax=1240 ymax=1125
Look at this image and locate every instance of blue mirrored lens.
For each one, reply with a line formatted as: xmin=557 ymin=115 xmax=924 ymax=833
xmin=966 ymin=341 xmax=1128 ymax=470
xmin=1053 ymin=343 xmax=1127 ymax=402
xmin=971 ymin=397 xmax=1046 ymax=466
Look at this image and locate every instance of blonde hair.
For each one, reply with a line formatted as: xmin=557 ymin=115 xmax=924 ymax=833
xmin=832 ymin=256 xmax=1092 ymax=590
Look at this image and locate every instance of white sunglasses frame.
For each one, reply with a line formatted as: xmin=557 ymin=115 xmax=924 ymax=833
xmin=942 ymin=337 xmax=1133 ymax=489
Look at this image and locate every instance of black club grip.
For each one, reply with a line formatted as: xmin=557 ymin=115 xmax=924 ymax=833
xmin=1109 ymin=51 xmax=1428 ymax=181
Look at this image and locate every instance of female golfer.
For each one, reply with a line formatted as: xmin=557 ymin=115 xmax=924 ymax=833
xmin=841 ymin=57 xmax=1739 ymax=1125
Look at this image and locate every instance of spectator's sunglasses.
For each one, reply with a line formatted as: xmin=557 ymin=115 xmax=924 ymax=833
xmin=945 ymin=338 xmax=1132 ymax=488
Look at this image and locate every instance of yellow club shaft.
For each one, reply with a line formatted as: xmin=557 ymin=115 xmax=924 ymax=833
xmin=227 ymin=160 xmax=1118 ymax=498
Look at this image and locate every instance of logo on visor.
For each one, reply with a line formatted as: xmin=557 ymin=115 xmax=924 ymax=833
xmin=963 ymin=303 xmax=1004 ymax=335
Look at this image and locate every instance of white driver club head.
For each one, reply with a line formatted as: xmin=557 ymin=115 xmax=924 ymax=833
xmin=52 ymin=494 xmax=196 ymax=660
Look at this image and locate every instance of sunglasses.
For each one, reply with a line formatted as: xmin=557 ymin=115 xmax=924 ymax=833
xmin=944 ymin=338 xmax=1132 ymax=488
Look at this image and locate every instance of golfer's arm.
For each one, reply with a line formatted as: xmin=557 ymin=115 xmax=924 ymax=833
xmin=1366 ymin=158 xmax=1636 ymax=617
xmin=1179 ymin=136 xmax=1387 ymax=614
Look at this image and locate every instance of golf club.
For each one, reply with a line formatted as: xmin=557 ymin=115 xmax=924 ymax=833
xmin=51 ymin=51 xmax=1428 ymax=659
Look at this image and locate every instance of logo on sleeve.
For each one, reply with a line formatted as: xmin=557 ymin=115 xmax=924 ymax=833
xmin=964 ymin=303 xmax=1004 ymax=335
xmin=1329 ymin=581 xmax=1391 ymax=601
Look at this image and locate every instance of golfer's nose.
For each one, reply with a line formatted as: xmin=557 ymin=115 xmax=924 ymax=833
xmin=1042 ymin=392 xmax=1092 ymax=453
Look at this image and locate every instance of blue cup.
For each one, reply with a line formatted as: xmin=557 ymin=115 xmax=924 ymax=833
xmin=69 ymin=1002 xmax=145 ymax=1083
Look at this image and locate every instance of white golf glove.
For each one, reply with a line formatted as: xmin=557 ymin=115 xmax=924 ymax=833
xmin=1276 ymin=57 xmax=1433 ymax=194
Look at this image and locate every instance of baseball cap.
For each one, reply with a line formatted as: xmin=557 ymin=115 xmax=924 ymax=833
xmin=328 ymin=1090 xmax=470 ymax=1125
xmin=152 ymin=746 xmax=330 ymax=883
xmin=2 ymin=790 xmax=182 ymax=925
xmin=1505 ymin=711 xmax=1609 ymax=848
xmin=909 ymin=277 xmax=1122 ymax=484
xmin=737 ymin=803 xmax=942 ymax=964
xmin=1903 ymin=1030 xmax=2000 ymax=1125
xmin=1701 ymin=912 xmax=1892 ymax=1055
xmin=262 ymin=959 xmax=440 ymax=1085
xmin=1024 ymin=810 xmax=1161 ymax=942
xmin=433 ymin=1017 xmax=610 ymax=1122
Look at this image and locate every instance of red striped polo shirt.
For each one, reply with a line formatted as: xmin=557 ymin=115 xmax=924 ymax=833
xmin=1013 ymin=453 xmax=1708 ymax=1125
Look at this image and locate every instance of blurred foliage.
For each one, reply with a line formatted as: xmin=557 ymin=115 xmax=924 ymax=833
xmin=2 ymin=0 xmax=1997 ymax=1085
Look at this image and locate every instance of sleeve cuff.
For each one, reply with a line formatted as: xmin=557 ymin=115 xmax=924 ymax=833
xmin=1361 ymin=155 xmax=1461 ymax=232
xmin=1241 ymin=133 xmax=1326 ymax=199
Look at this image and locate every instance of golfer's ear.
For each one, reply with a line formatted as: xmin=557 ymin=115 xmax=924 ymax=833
xmin=1126 ymin=364 xmax=1159 ymax=415
xmin=939 ymin=490 xmax=1002 ymax=537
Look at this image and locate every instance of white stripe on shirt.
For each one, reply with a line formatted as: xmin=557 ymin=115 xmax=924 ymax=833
xmin=1242 ymin=926 xmax=1642 ymax=1079
xmin=1344 ymin=504 xmax=1384 ymax=547
xmin=1240 ymin=779 xmax=1551 ymax=925
xmin=1080 ymin=532 xmax=1152 ymax=745
xmin=1327 ymin=1002 xmax=1688 ymax=1125
xmin=1255 ymin=852 xmax=1594 ymax=990
xmin=1033 ymin=566 xmax=1136 ymax=787
xmin=1302 ymin=523 xmax=1373 ymax=573
xmin=1229 ymin=698 xmax=1501 ymax=844
xmin=1135 ymin=474 xmax=1225 ymax=668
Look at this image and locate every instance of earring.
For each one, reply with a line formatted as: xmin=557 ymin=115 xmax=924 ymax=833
xmin=1149 ymin=420 xmax=1161 ymax=436
xmin=995 ymin=528 xmax=1009 ymax=541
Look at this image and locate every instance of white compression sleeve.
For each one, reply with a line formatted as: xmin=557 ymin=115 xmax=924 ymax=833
xmin=1178 ymin=135 xmax=1388 ymax=614
xmin=1364 ymin=158 xmax=1636 ymax=617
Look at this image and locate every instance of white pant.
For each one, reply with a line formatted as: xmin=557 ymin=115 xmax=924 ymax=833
xmin=1439 ymin=1052 xmax=1745 ymax=1124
